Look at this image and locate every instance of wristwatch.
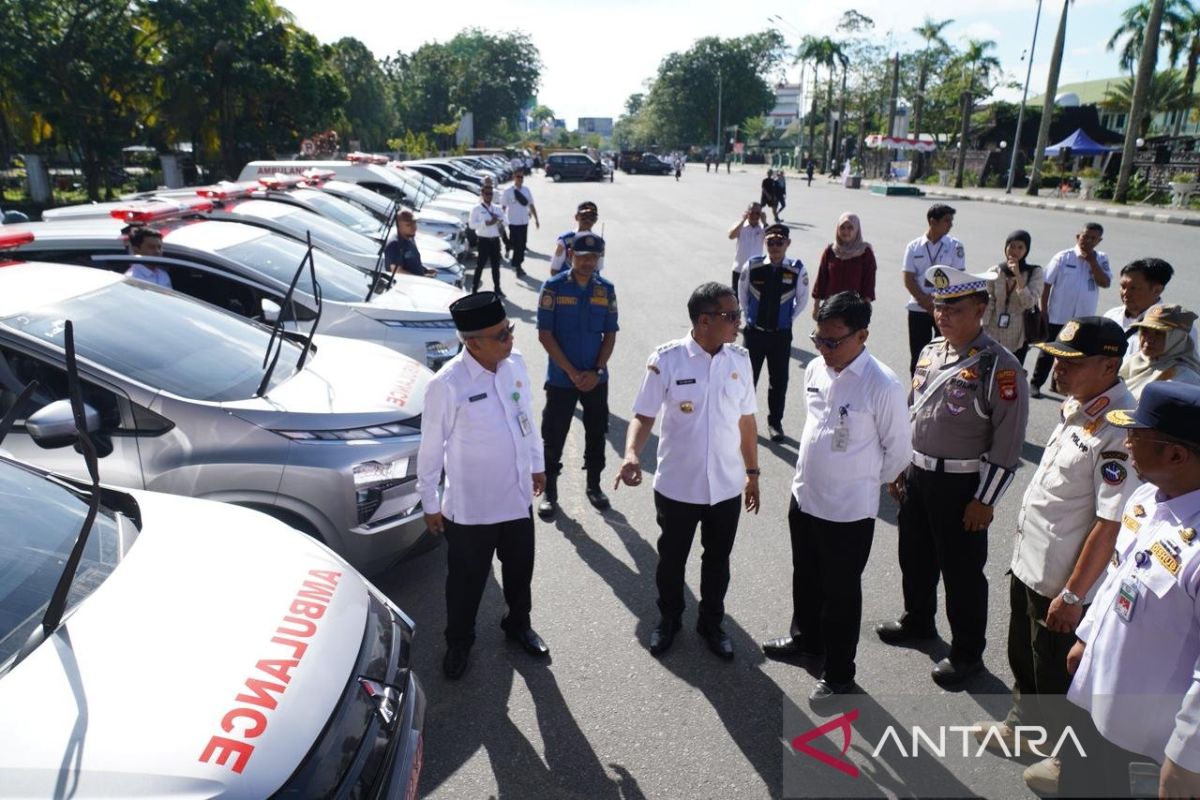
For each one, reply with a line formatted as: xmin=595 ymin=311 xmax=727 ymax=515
xmin=745 ymin=468 xmax=761 ymax=477
xmin=595 ymin=367 xmax=607 ymax=377
xmin=1060 ymin=589 xmax=1081 ymax=606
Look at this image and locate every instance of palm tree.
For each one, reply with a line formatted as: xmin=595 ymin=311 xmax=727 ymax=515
xmin=797 ymin=36 xmax=839 ymax=171
xmin=821 ymin=41 xmax=850 ymax=172
xmin=1169 ymin=4 xmax=1200 ymax=134
xmin=1026 ymin=0 xmax=1073 ymax=196
xmin=910 ymin=17 xmax=954 ymax=181
xmin=1106 ymin=0 xmax=1189 ymax=73
xmin=954 ymin=39 xmax=1000 ymax=188
xmin=1101 ymin=69 xmax=1192 ymax=136
xmin=1116 ymin=0 xmax=1167 ymax=203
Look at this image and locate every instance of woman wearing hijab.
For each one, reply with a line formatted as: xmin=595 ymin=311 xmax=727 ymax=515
xmin=1120 ymin=304 xmax=1200 ymax=399
xmin=811 ymin=212 xmax=876 ymax=318
xmin=983 ymin=230 xmax=1044 ymax=366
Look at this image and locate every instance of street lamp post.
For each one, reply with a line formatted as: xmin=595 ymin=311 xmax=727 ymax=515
xmin=1006 ymin=0 xmax=1044 ymax=193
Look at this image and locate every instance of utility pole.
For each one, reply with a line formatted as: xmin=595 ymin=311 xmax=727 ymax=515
xmin=716 ymin=66 xmax=723 ymax=160
xmin=1007 ymin=0 xmax=1044 ymax=193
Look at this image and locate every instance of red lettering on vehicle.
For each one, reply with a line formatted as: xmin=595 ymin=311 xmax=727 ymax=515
xmin=198 ymin=569 xmax=343 ymax=775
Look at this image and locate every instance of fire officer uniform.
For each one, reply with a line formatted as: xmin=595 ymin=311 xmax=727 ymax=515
xmin=737 ymin=223 xmax=808 ymax=439
xmin=878 ymin=266 xmax=1030 ymax=685
xmin=536 ymin=233 xmax=618 ymax=517
xmin=1060 ymin=382 xmax=1200 ymax=796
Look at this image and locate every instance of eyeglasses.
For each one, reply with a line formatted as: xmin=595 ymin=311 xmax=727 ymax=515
xmin=705 ymin=308 xmax=743 ymax=322
xmin=809 ymin=330 xmax=858 ymax=350
xmin=468 ymin=322 xmax=515 ymax=343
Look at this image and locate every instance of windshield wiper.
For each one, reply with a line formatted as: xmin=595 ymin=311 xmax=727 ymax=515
xmin=256 ymin=238 xmax=313 ymax=397
xmin=294 ymin=233 xmax=322 ymax=373
xmin=365 ymin=195 xmax=401 ymax=302
xmin=13 ymin=321 xmax=102 ymax=666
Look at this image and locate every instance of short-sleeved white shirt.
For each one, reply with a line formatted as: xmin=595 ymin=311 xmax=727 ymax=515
xmin=125 ymin=263 xmax=172 ymax=288
xmin=901 ymin=234 xmax=965 ymax=311
xmin=732 ymin=224 xmax=765 ymax=273
xmin=632 ymin=335 xmax=757 ymax=505
xmin=1012 ymin=381 xmax=1141 ymax=600
xmin=1044 ymin=247 xmax=1111 ymax=325
xmin=501 ymin=185 xmax=535 ymax=226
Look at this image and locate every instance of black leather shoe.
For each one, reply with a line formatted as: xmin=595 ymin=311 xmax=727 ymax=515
xmin=875 ymin=620 xmax=937 ymax=645
xmin=536 ymin=497 xmax=557 ymax=520
xmin=649 ymin=618 xmax=681 ymax=656
xmin=768 ymin=423 xmax=786 ymax=443
xmin=761 ymin=635 xmax=823 ymax=660
xmin=502 ymin=625 xmax=549 ymax=658
xmin=809 ymin=679 xmax=856 ymax=702
xmin=697 ymin=623 xmax=735 ymax=660
xmin=443 ymin=645 xmax=470 ymax=680
xmin=931 ymin=657 xmax=983 ymax=686
xmin=585 ymin=486 xmax=610 ymax=510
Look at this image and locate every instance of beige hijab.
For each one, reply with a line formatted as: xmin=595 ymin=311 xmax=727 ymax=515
xmin=1120 ymin=307 xmax=1200 ymax=397
xmin=832 ymin=212 xmax=869 ymax=260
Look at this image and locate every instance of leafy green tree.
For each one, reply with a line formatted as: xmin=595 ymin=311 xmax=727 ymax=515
xmin=953 ymin=39 xmax=1000 ymax=188
xmin=1117 ymin=0 xmax=1168 ymax=202
xmin=1101 ymin=69 xmax=1192 ymax=134
xmin=1107 ymin=0 xmax=1190 ymax=72
xmin=797 ymin=35 xmax=841 ymax=169
xmin=330 ymin=37 xmax=398 ymax=150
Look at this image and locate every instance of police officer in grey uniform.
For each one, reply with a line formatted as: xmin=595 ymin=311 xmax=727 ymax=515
xmin=877 ymin=266 xmax=1030 ymax=686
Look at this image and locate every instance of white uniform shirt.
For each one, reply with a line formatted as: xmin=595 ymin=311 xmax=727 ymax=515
xmin=1012 ymin=382 xmax=1141 ymax=600
xmin=416 ymin=348 xmax=544 ymax=525
xmin=632 ymin=335 xmax=757 ymax=505
xmin=731 ymin=224 xmax=765 ymax=273
xmin=501 ymin=185 xmax=535 ymax=226
xmin=125 ymin=263 xmax=172 ymax=288
xmin=1044 ymin=247 xmax=1112 ymax=325
xmin=901 ymin=234 xmax=966 ymax=312
xmin=1104 ymin=300 xmax=1198 ymax=357
xmin=469 ymin=202 xmax=505 ymax=239
xmin=1069 ymin=483 xmax=1200 ymax=771
xmin=791 ymin=348 xmax=911 ymax=522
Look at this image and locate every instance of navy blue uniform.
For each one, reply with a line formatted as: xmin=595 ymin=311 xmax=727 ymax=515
xmin=384 ymin=236 xmax=425 ymax=276
xmin=738 ymin=256 xmax=809 ymax=430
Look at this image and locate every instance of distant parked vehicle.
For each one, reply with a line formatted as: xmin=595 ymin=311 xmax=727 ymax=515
xmin=545 ymin=152 xmax=605 ymax=182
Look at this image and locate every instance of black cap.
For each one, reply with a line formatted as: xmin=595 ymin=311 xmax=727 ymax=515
xmin=577 ymin=201 xmax=598 ymax=214
xmin=572 ymin=232 xmax=605 ymax=255
xmin=765 ymin=223 xmax=790 ymax=239
xmin=1106 ymin=381 xmax=1200 ymax=447
xmin=449 ymin=291 xmax=506 ymax=332
xmin=1032 ymin=316 xmax=1127 ymax=359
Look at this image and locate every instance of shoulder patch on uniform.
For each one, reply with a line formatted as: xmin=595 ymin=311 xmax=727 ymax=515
xmin=1084 ymin=396 xmax=1110 ymax=418
xmin=726 ymin=342 xmax=749 ymax=355
xmin=647 ymin=364 xmax=660 ymax=374
xmin=1101 ymin=461 xmax=1128 ymax=485
xmin=1100 ymin=450 xmax=1128 ymax=461
xmin=539 ymin=290 xmax=554 ymax=309
xmin=656 ymin=341 xmax=683 ymax=355
xmin=997 ymin=368 xmax=1018 ymax=402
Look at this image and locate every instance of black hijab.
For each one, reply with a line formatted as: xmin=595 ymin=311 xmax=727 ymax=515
xmin=1000 ymin=229 xmax=1037 ymax=275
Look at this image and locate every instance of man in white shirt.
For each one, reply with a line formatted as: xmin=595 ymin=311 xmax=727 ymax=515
xmin=1031 ymin=222 xmax=1112 ymax=396
xmin=901 ymin=204 xmax=965 ymax=374
xmin=123 ymin=226 xmax=171 ymax=288
xmin=760 ymin=292 xmax=910 ymax=702
xmin=1102 ymin=257 xmax=1195 ymax=358
xmin=469 ymin=185 xmax=507 ymax=296
xmin=500 ymin=170 xmax=539 ymax=278
xmin=1059 ymin=382 xmax=1200 ymax=798
xmin=615 ymin=282 xmax=760 ymax=660
xmin=416 ymin=292 xmax=548 ymax=680
xmin=727 ymin=202 xmax=765 ymax=290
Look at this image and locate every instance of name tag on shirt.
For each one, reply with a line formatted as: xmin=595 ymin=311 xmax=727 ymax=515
xmin=469 ymin=393 xmax=488 ymax=402
xmin=676 ymin=378 xmax=697 ymax=385
xmin=517 ymin=411 xmax=532 ymax=436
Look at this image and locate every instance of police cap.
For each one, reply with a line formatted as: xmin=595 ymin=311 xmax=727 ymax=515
xmin=764 ymin=223 xmax=790 ymax=240
xmin=1033 ymin=316 xmax=1127 ymax=359
xmin=572 ymin=233 xmax=605 ymax=255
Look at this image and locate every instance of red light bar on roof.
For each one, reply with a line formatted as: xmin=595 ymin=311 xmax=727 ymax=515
xmin=196 ymin=181 xmax=261 ymax=200
xmin=346 ymin=152 xmax=388 ymax=165
xmin=109 ymin=200 xmax=214 ymax=224
xmin=258 ymin=173 xmax=306 ymax=190
xmin=300 ymin=168 xmax=336 ymax=183
xmin=0 ymin=230 xmax=34 ymax=250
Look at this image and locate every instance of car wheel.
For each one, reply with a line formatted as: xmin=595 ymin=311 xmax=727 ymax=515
xmin=551 ymin=173 xmax=561 ymax=182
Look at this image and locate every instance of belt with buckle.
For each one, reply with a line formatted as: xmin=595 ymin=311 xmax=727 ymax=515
xmin=911 ymin=451 xmax=980 ymax=474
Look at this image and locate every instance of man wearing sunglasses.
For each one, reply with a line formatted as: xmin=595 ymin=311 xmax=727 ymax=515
xmin=738 ymin=223 xmax=809 ymax=442
xmin=416 ymin=292 xmax=550 ymax=680
xmin=615 ymin=282 xmax=760 ymax=660
xmin=877 ymin=265 xmax=1029 ymax=688
xmin=761 ymin=292 xmax=911 ymax=702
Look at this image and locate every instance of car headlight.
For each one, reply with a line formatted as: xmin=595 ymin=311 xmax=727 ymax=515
xmin=354 ymin=458 xmax=411 ymax=486
xmin=273 ymin=420 xmax=421 ymax=441
xmin=378 ymin=319 xmax=457 ymax=329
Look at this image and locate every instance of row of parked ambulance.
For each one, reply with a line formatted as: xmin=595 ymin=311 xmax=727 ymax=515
xmin=0 ymin=153 xmax=515 ymax=798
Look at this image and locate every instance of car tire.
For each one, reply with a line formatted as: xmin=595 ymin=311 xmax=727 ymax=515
xmin=241 ymin=504 xmax=326 ymax=542
xmin=551 ymin=173 xmax=561 ymax=182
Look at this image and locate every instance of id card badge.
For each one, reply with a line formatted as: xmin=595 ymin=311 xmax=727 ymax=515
xmin=1114 ymin=575 xmax=1139 ymax=621
xmin=517 ymin=411 xmax=532 ymax=437
xmin=997 ymin=312 xmax=1011 ymax=329
xmin=1087 ymin=277 xmax=1097 ymax=291
xmin=832 ymin=406 xmax=850 ymax=452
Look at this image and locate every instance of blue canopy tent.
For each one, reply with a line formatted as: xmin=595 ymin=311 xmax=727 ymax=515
xmin=1045 ymin=129 xmax=1118 ymax=156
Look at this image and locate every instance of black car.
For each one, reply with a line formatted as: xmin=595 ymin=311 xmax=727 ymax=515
xmin=545 ymin=153 xmax=605 ymax=182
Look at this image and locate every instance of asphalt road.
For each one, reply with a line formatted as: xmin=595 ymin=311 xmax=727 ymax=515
xmin=374 ymin=167 xmax=1200 ymax=800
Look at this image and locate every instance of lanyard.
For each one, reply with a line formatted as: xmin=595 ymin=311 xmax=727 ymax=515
xmin=924 ymin=239 xmax=946 ymax=264
xmin=910 ymin=351 xmax=986 ymax=419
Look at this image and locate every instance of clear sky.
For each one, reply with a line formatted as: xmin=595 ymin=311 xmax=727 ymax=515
xmin=280 ymin=0 xmax=1136 ymax=129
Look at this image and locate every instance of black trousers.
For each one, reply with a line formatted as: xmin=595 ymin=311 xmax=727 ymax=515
xmin=541 ymin=382 xmax=609 ymax=479
xmin=509 ymin=223 xmax=528 ymax=270
xmin=897 ymin=464 xmax=989 ymax=663
xmin=1005 ymin=574 xmax=1079 ymax=735
xmin=443 ymin=512 xmax=534 ymax=646
xmin=1031 ymin=322 xmax=1065 ymax=389
xmin=653 ymin=491 xmax=741 ymax=628
xmin=731 ymin=269 xmax=741 ymax=293
xmin=788 ymin=498 xmax=875 ymax=683
xmin=1059 ymin=703 xmax=1152 ymax=798
xmin=907 ymin=309 xmax=938 ymax=375
xmin=743 ymin=327 xmax=792 ymax=428
xmin=473 ymin=237 xmax=502 ymax=292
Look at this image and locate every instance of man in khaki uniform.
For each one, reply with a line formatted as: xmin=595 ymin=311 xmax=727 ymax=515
xmin=973 ymin=317 xmax=1139 ymax=794
xmin=877 ymin=266 xmax=1030 ymax=686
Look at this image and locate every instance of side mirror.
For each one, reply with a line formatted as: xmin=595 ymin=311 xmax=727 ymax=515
xmin=26 ymin=399 xmax=100 ymax=449
xmin=261 ymin=298 xmax=281 ymax=323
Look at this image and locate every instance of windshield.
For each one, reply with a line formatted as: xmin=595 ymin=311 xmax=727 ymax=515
xmin=0 ymin=459 xmax=124 ymax=666
xmin=293 ymin=191 xmax=383 ymax=238
xmin=220 ymin=234 xmax=369 ymax=303
xmin=245 ymin=206 xmax=380 ymax=257
xmin=2 ymin=280 xmax=300 ymax=401
xmin=332 ymin=185 xmax=392 ymax=219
